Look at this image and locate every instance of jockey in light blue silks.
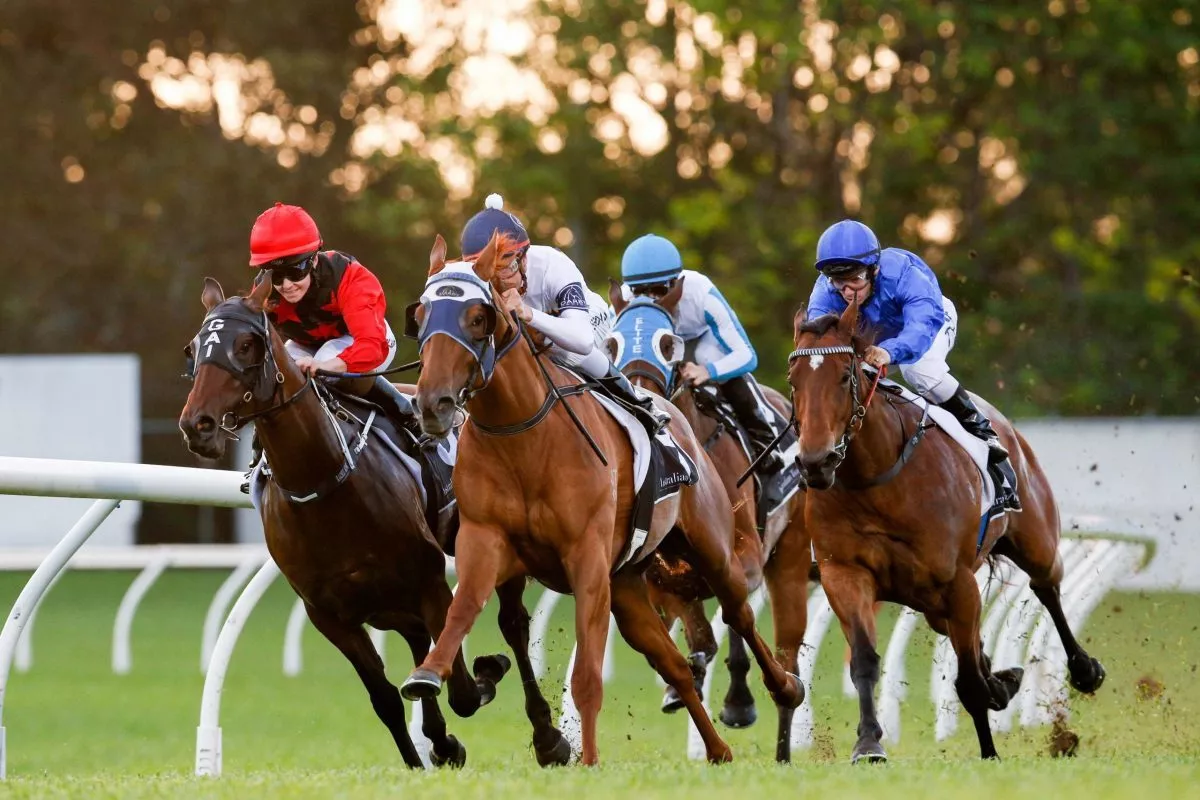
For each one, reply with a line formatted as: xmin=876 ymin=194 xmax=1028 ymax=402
xmin=804 ymin=220 xmax=1018 ymax=497
xmin=619 ymin=234 xmax=785 ymax=473
xmin=459 ymin=194 xmax=668 ymax=435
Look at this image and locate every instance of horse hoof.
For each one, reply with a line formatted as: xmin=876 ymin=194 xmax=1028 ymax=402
xmin=1068 ymin=655 xmax=1106 ymax=694
xmin=534 ymin=729 xmax=574 ymax=767
xmin=707 ymin=744 xmax=734 ymax=764
xmin=400 ymin=669 xmax=443 ymax=701
xmin=661 ymin=686 xmax=685 ymax=714
xmin=771 ymin=672 xmax=805 ymax=710
xmin=719 ymin=702 xmax=758 ymax=729
xmin=430 ymin=735 xmax=467 ymax=769
xmin=472 ymin=653 xmax=512 ymax=707
xmin=994 ymin=667 xmax=1025 ymax=703
xmin=850 ymin=740 xmax=888 ymax=765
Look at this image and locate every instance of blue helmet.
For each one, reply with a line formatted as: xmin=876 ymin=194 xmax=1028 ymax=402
xmin=461 ymin=194 xmax=530 ymax=258
xmin=815 ymin=220 xmax=881 ymax=275
xmin=621 ymin=234 xmax=683 ymax=286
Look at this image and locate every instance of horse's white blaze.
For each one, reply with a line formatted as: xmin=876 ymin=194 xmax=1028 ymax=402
xmin=809 ymin=354 xmax=824 ymax=371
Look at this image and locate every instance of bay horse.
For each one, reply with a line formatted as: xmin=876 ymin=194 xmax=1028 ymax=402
xmin=604 ymin=283 xmax=811 ymax=762
xmin=398 ymin=233 xmax=803 ymax=765
xmin=787 ymin=299 xmax=1106 ymax=762
xmin=177 ymin=275 xmax=574 ymax=769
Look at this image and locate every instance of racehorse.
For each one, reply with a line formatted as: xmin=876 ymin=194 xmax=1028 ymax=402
xmin=787 ymin=299 xmax=1106 ymax=762
xmin=605 ymin=282 xmax=812 ymax=762
xmin=177 ymin=275 xmax=575 ymax=768
xmin=397 ymin=233 xmax=803 ymax=765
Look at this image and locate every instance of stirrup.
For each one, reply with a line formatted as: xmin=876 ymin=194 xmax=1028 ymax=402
xmin=239 ymin=472 xmax=252 ymax=495
xmin=986 ymin=438 xmax=1010 ymax=465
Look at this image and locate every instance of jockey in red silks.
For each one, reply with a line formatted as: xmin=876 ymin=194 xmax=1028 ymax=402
xmin=239 ymin=202 xmax=416 ymax=491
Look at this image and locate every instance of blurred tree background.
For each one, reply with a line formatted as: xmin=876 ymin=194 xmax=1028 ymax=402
xmin=1 ymin=1 xmax=1197 ymax=538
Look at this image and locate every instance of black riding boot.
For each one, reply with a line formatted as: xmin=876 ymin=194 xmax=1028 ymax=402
xmin=720 ymin=374 xmax=784 ymax=473
xmin=239 ymin=431 xmax=263 ymax=495
xmin=938 ymin=387 xmax=1010 ymax=465
xmin=363 ymin=375 xmax=421 ymax=436
xmin=594 ymin=363 xmax=671 ymax=434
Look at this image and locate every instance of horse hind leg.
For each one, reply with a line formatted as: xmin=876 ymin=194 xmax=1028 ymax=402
xmin=991 ymin=535 xmax=1105 ymax=694
xmin=495 ymin=577 xmax=572 ymax=767
xmin=652 ymin=589 xmax=716 ymax=714
xmin=305 ymin=603 xmax=424 ymax=768
xmin=822 ymin=562 xmax=886 ymax=764
xmin=719 ymin=634 xmax=758 ymax=728
xmin=610 ymin=569 xmax=733 ymax=763
xmin=396 ymin=621 xmax=467 ymax=768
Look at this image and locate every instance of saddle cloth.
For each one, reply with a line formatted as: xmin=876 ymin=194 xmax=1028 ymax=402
xmin=584 ymin=388 xmax=699 ymax=571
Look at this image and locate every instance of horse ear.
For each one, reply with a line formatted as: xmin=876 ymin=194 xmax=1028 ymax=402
xmin=603 ymin=334 xmax=619 ymax=363
xmin=660 ymin=333 xmax=684 ymax=365
xmin=246 ymin=270 xmax=273 ymax=312
xmin=659 ymin=275 xmax=685 ymax=313
xmin=793 ymin=307 xmax=807 ymax=345
xmin=429 ymin=234 xmax=447 ymax=276
xmin=608 ymin=277 xmax=628 ymax=315
xmin=474 ymin=231 xmax=503 ymax=282
xmin=838 ymin=292 xmax=861 ymax=339
xmin=201 ymin=278 xmax=225 ymax=312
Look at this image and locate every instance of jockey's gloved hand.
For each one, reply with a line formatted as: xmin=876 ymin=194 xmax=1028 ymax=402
xmin=863 ymin=346 xmax=891 ymax=368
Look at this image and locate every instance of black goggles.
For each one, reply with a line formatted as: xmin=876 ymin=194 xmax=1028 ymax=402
xmin=262 ymin=253 xmax=316 ymax=285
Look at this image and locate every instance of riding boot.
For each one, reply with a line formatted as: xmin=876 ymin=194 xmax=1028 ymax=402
xmin=363 ymin=375 xmax=422 ymax=437
xmin=594 ymin=363 xmax=671 ymax=434
xmin=937 ymin=387 xmax=1010 ymax=465
xmin=239 ymin=431 xmax=263 ymax=495
xmin=719 ymin=374 xmax=784 ymax=474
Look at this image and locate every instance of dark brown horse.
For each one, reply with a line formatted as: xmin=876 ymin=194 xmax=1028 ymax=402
xmin=177 ymin=275 xmax=573 ymax=768
xmin=605 ymin=283 xmax=812 ymax=762
xmin=787 ymin=299 xmax=1105 ymax=762
xmin=398 ymin=233 xmax=802 ymax=765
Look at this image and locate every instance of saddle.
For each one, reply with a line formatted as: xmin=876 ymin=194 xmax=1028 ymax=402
xmin=690 ymin=385 xmax=804 ymax=533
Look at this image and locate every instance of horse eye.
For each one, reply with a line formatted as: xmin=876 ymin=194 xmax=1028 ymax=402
xmin=841 ymin=369 xmax=851 ymax=385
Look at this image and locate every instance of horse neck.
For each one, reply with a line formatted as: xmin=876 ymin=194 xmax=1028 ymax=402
xmin=254 ymin=351 xmax=347 ymax=489
xmin=466 ymin=327 xmax=555 ymax=430
xmin=839 ymin=387 xmax=909 ymax=486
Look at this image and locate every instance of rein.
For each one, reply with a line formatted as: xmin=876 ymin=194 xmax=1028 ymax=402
xmin=787 ymin=344 xmax=932 ymax=488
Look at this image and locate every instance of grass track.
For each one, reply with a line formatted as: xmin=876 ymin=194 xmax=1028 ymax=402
xmin=0 ymin=571 xmax=1196 ymax=798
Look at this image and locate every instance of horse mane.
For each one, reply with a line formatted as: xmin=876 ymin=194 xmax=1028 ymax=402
xmin=798 ymin=312 xmax=874 ymax=352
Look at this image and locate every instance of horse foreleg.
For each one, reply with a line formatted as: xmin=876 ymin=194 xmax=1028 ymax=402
xmin=610 ymin=569 xmax=733 ymax=763
xmin=822 ymin=562 xmax=886 ymax=764
xmin=762 ymin=520 xmax=810 ymax=762
xmin=396 ymin=622 xmax=466 ymax=768
xmin=564 ymin=548 xmax=613 ymax=766
xmin=719 ymin=634 xmax=758 ymax=729
xmin=945 ymin=568 xmax=1012 ymax=760
xmin=651 ymin=587 xmax=715 ymax=714
xmin=305 ymin=603 xmax=424 ymax=768
xmin=402 ymin=524 xmax=512 ymax=706
xmin=495 ymin=576 xmax=573 ymax=767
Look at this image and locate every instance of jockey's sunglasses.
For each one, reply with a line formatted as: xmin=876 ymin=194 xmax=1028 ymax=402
xmin=262 ymin=253 xmax=316 ymax=285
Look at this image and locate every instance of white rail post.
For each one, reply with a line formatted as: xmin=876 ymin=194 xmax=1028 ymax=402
xmin=199 ymin=555 xmax=263 ymax=673
xmin=529 ymin=589 xmax=563 ymax=678
xmin=789 ymin=587 xmax=836 ymax=751
xmin=13 ymin=567 xmax=68 ymax=674
xmin=195 ymin=558 xmax=279 ymax=777
xmin=0 ymin=498 xmax=120 ymax=780
xmin=282 ymin=597 xmax=308 ymax=676
xmin=112 ymin=548 xmax=172 ymax=674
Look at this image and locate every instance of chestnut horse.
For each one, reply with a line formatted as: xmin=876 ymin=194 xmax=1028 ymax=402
xmin=787 ymin=300 xmax=1106 ymax=762
xmin=177 ymin=276 xmax=576 ymax=768
xmin=398 ymin=233 xmax=803 ymax=765
xmin=604 ymin=284 xmax=811 ymax=762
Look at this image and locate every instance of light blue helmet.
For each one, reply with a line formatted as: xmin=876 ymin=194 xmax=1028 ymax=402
xmin=815 ymin=220 xmax=881 ymax=275
xmin=621 ymin=234 xmax=683 ymax=286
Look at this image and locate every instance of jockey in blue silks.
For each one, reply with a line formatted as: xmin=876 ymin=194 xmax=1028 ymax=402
xmin=804 ymin=219 xmax=1014 ymax=472
xmin=620 ymin=233 xmax=785 ymax=473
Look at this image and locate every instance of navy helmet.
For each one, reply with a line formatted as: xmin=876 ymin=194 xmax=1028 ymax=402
xmin=621 ymin=234 xmax=683 ymax=286
xmin=461 ymin=194 xmax=530 ymax=258
xmin=814 ymin=220 xmax=881 ymax=276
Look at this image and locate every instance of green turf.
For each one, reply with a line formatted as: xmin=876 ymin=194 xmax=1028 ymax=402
xmin=0 ymin=570 xmax=1196 ymax=798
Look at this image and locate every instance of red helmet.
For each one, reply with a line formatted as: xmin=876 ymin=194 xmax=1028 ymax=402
xmin=248 ymin=202 xmax=322 ymax=267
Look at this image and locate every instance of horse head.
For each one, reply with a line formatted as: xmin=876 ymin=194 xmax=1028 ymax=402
xmin=786 ymin=297 xmax=871 ymax=489
xmin=178 ymin=274 xmax=296 ymax=459
xmin=408 ymin=232 xmax=518 ymax=437
xmin=602 ymin=276 xmax=685 ymax=397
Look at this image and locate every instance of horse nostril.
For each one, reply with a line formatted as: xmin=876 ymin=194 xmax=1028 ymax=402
xmin=435 ymin=395 xmax=456 ymax=413
xmin=194 ymin=415 xmax=216 ymax=435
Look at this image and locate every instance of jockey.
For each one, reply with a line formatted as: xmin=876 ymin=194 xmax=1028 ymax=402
xmin=460 ymin=194 xmax=668 ymax=434
xmin=240 ymin=202 xmax=416 ymax=491
xmin=804 ymin=219 xmax=1015 ymax=474
xmin=619 ymin=233 xmax=785 ymax=474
